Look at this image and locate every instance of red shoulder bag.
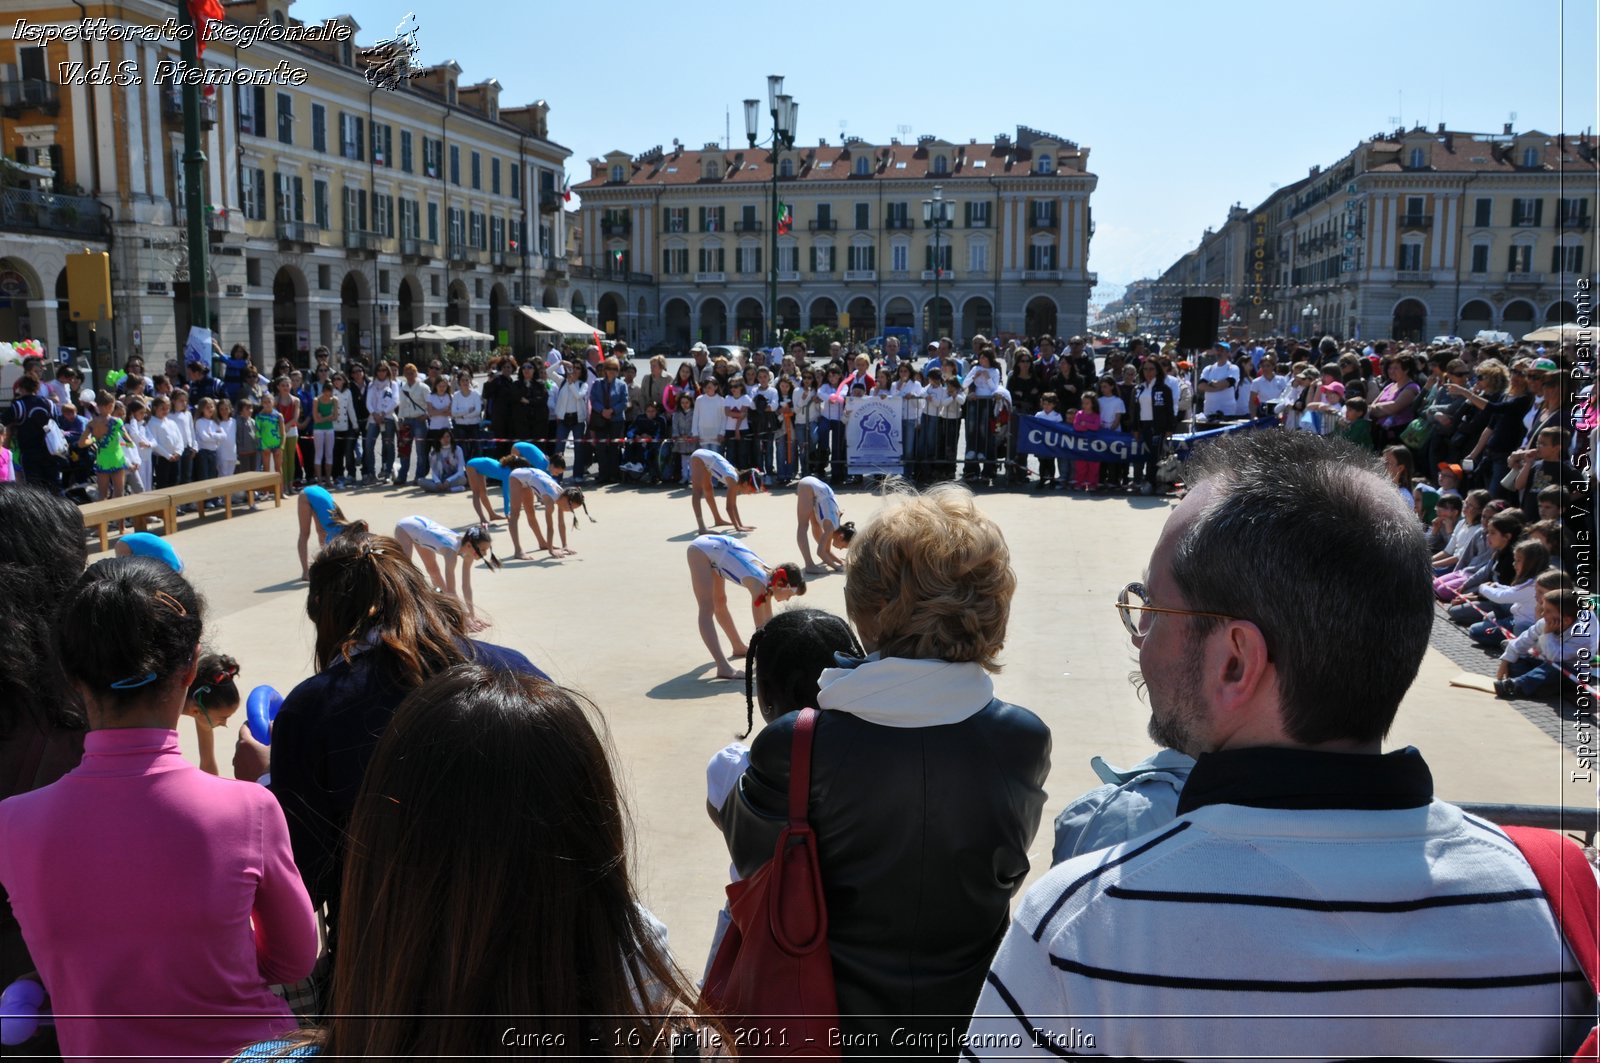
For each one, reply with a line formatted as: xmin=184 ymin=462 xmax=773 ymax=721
xmin=702 ymin=708 xmax=840 ymax=1059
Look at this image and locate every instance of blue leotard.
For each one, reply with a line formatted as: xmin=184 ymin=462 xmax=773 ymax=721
xmin=692 ymin=534 xmax=767 ymax=588
xmin=117 ymin=532 xmax=183 ymax=573
xmin=468 ymin=456 xmax=513 ymax=511
xmin=513 ymin=442 xmax=550 ymax=472
xmin=510 ymin=466 xmax=562 ymax=503
xmin=691 ymin=448 xmax=739 ymax=488
xmin=302 ymin=485 xmax=343 ymax=537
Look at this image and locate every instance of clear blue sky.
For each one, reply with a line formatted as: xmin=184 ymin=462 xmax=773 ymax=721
xmin=318 ymin=0 xmax=1596 ymax=306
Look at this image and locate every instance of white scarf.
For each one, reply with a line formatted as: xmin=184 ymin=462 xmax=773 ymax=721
xmin=816 ymin=656 xmax=995 ymax=728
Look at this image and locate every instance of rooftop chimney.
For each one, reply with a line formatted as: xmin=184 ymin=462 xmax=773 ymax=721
xmin=1504 ymin=122 xmax=1514 ymax=135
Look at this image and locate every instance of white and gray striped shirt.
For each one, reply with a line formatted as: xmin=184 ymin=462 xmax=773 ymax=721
xmin=967 ymin=748 xmax=1594 ymax=1060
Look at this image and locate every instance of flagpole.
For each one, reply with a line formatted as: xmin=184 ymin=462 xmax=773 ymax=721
xmin=180 ymin=0 xmax=211 ymax=342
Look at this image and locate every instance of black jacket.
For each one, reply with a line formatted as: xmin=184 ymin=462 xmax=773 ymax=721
xmin=722 ymin=699 xmax=1050 ymax=1056
xmin=1136 ymin=380 xmax=1176 ymax=434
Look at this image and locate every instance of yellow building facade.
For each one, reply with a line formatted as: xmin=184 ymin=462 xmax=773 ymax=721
xmin=573 ymin=125 xmax=1097 ymax=348
xmin=0 ymin=0 xmax=570 ymax=366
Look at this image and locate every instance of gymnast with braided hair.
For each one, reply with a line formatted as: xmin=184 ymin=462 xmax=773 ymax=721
xmin=684 ymin=533 xmax=804 ymax=680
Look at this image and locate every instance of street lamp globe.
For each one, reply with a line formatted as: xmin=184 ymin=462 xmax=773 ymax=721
xmin=767 ymin=75 xmax=784 ymax=113
xmin=742 ymin=99 xmax=760 ymax=146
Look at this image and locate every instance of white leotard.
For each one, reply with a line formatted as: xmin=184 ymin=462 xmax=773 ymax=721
xmin=799 ymin=476 xmax=840 ymax=529
xmin=692 ymin=534 xmax=767 ymax=587
xmin=510 ymin=466 xmax=562 ymax=502
xmin=691 ymin=447 xmax=740 ymax=487
xmin=397 ymin=515 xmax=462 ymax=554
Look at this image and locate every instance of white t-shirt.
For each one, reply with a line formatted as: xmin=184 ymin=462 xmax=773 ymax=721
xmin=1097 ymin=394 xmax=1126 ymax=430
xmin=721 ymin=392 xmax=754 ymax=435
xmin=1200 ymin=362 xmax=1241 ymax=416
xmin=1249 ymin=373 xmax=1291 ymax=412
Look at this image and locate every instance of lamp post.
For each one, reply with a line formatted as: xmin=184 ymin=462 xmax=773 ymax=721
xmin=1259 ymin=308 xmax=1274 ymax=336
xmin=744 ymin=77 xmax=798 ymax=348
xmin=922 ymin=184 xmax=952 ymax=345
xmin=1302 ymin=303 xmax=1318 ymax=337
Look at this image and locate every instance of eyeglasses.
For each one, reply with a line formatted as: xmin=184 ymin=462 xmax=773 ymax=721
xmin=1115 ymin=581 xmax=1241 ymax=638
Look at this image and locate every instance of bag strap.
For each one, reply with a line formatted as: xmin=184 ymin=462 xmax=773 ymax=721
xmin=787 ymin=708 xmax=818 ymax=829
xmin=1504 ymin=825 xmax=1599 ymax=990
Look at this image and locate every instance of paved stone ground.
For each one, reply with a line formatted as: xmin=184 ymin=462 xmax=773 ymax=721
xmin=128 ymin=476 xmax=1594 ymax=968
xmin=1427 ymin=603 xmax=1586 ymax=750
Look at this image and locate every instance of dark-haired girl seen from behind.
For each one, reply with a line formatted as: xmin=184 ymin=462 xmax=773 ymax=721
xmin=234 ymin=666 xmax=721 ymax=1060
xmin=238 ymin=533 xmax=546 ymax=950
xmin=701 ymin=609 xmax=863 ymax=975
xmin=0 ymin=557 xmax=317 ymax=1062
xmin=0 ymin=484 xmax=88 ymax=989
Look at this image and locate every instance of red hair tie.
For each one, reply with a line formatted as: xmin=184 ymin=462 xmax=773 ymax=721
xmin=771 ymin=568 xmax=788 ymax=589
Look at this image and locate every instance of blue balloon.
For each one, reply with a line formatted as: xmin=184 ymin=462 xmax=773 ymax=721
xmin=1 ymin=978 xmax=48 ymax=1046
xmin=245 ymin=685 xmax=283 ymax=745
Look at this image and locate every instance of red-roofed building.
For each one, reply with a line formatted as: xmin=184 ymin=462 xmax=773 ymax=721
xmin=1151 ymin=124 xmax=1597 ymax=343
xmin=572 ymin=125 xmax=1098 ymax=349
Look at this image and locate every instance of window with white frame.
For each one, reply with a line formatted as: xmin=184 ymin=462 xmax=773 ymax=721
xmin=1027 ymin=243 xmax=1056 ymax=270
xmin=1553 ymin=244 xmax=1583 ymax=274
xmin=968 ymin=240 xmax=988 ymax=273
xmin=240 ymin=167 xmax=265 ymax=220
xmin=931 ymin=154 xmax=948 ymax=174
xmin=966 ymin=201 xmax=990 ymax=227
xmin=703 ymin=160 xmax=719 ymax=180
xmin=664 ymin=207 xmax=688 ymax=233
xmin=854 ymin=156 xmax=870 ymax=176
xmin=1470 ymin=243 xmax=1489 ymax=273
xmin=342 ymin=186 xmax=367 ymax=231
xmin=776 ymin=243 xmax=797 ymax=272
xmin=810 ymin=243 xmax=834 ymax=273
xmin=847 ymin=243 xmax=874 ymax=271
xmin=890 ymin=241 xmax=909 ymax=272
xmin=697 ymin=245 xmax=726 ymax=273
xmin=1397 ymin=242 xmax=1423 ymax=271
xmin=1035 ymin=154 xmax=1053 ymax=174
xmin=339 ymin=112 xmax=362 ymax=160
xmin=373 ymin=193 xmax=395 ymax=238
xmin=737 ymin=244 xmax=762 ymax=274
xmin=1507 ymin=244 xmax=1532 ymax=273
xmin=779 ymin=157 xmax=794 ymax=177
xmin=662 ymin=246 xmax=688 ymax=274
xmin=313 ymin=180 xmax=329 ymax=229
xmin=1522 ymin=146 xmax=1540 ymax=168
xmin=1408 ymin=147 xmax=1424 ymax=168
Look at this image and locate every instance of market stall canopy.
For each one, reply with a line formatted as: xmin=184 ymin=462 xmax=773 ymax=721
xmin=1520 ymin=323 xmax=1585 ymax=343
xmin=393 ymin=323 xmax=494 ymax=343
xmin=519 ymin=306 xmax=597 ymax=336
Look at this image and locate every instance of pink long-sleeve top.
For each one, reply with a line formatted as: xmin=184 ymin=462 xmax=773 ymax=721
xmin=0 ymin=728 xmax=319 ymax=1063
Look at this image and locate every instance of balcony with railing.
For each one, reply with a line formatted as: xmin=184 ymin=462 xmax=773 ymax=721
xmin=448 ymin=242 xmax=480 ymax=264
xmin=276 ymin=220 xmax=319 ymax=244
xmin=734 ymin=220 xmax=763 ymax=232
xmin=600 ymin=217 xmax=632 ymax=236
xmin=0 ymin=79 xmax=60 ymax=116
xmin=1557 ymin=214 xmax=1592 ymax=231
xmin=344 ymin=229 xmax=381 ymax=253
xmin=884 ymin=217 xmax=914 ymax=230
xmin=1397 ymin=214 xmax=1433 ymax=231
xmin=551 ymin=256 xmax=569 ymax=274
xmin=843 ymin=269 xmax=876 ymax=282
xmin=491 ymin=249 xmax=515 ymax=269
xmin=399 ymin=237 xmax=435 ymax=260
xmin=0 ymin=187 xmax=107 ymax=239
xmin=206 ymin=209 xmax=232 ymax=237
xmin=161 ymin=89 xmax=217 ymax=129
xmin=808 ymin=218 xmax=837 ymax=231
xmin=1511 ymin=212 xmax=1541 ymax=228
xmin=1503 ymin=271 xmax=1545 ymax=287
xmin=776 ymin=269 xmax=801 ymax=282
xmin=920 ymin=269 xmax=955 ymax=281
xmin=1029 ymin=214 xmax=1059 ymax=230
xmin=694 ymin=271 xmax=726 ymax=283
xmin=1020 ymin=269 xmax=1062 ymax=281
xmin=1393 ymin=270 xmax=1433 ymax=284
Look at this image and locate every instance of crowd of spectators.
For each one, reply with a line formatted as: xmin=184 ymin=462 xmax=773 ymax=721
xmin=2 ymin=419 xmax=1596 ymax=1059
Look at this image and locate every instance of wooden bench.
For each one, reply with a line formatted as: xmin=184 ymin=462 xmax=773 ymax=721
xmin=79 ymin=494 xmax=176 ymax=552
xmin=164 ymin=471 xmax=284 ymax=521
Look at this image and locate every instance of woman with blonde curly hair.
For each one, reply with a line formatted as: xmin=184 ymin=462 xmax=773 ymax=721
xmin=718 ymin=483 xmax=1051 ymax=1057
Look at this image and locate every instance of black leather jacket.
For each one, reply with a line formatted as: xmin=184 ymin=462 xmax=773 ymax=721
xmin=721 ymin=699 xmax=1051 ymax=1058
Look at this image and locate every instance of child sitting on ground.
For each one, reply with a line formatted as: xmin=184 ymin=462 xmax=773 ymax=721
xmin=702 ymin=608 xmax=863 ymax=978
xmin=1448 ymin=538 xmax=1549 ymax=626
xmin=1424 ymin=491 xmax=1463 ymax=555
xmin=1470 ymin=568 xmax=1571 ymax=649
xmin=1496 ymin=588 xmax=1595 ymax=699
xmin=1432 ymin=488 xmax=1490 ymax=574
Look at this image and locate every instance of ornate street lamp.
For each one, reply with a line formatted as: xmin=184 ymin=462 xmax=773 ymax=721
xmin=744 ymin=76 xmax=798 ymax=347
xmin=922 ymin=184 xmax=952 ymax=344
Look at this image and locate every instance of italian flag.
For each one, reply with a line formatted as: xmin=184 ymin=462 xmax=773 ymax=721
xmin=776 ymin=202 xmax=792 ymax=235
xmin=189 ymin=0 xmax=224 ymax=56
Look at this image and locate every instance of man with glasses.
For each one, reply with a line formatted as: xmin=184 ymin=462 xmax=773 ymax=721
xmin=967 ymin=430 xmax=1594 ymax=1060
